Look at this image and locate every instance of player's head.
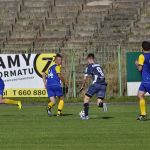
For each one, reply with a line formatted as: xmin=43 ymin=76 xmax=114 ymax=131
xmin=55 ymin=53 xmax=62 ymax=65
xmin=142 ymin=41 xmax=150 ymax=51
xmin=87 ymin=53 xmax=95 ymax=64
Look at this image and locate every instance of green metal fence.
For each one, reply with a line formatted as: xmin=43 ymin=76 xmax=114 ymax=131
xmin=2 ymin=45 xmax=137 ymax=98
xmin=62 ymin=45 xmax=126 ymax=98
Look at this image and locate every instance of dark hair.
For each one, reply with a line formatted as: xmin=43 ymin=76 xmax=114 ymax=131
xmin=55 ymin=53 xmax=62 ymax=59
xmin=142 ymin=41 xmax=150 ymax=51
xmin=87 ymin=53 xmax=95 ymax=59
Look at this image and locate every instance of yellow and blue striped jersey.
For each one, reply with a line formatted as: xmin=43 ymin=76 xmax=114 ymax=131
xmin=46 ymin=64 xmax=62 ymax=87
xmin=138 ymin=53 xmax=150 ymax=82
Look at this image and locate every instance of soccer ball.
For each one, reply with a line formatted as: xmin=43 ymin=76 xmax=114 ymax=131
xmin=79 ymin=110 xmax=85 ymax=117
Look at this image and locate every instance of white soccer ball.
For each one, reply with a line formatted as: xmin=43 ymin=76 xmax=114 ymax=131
xmin=79 ymin=110 xmax=85 ymax=117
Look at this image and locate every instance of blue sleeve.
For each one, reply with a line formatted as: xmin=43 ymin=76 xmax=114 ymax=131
xmin=84 ymin=66 xmax=91 ymax=76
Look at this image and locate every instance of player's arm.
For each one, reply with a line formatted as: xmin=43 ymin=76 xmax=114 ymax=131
xmin=80 ymin=67 xmax=90 ymax=91
xmin=42 ymin=72 xmax=47 ymax=88
xmin=135 ymin=54 xmax=144 ymax=71
xmin=56 ymin=66 xmax=68 ymax=86
xmin=80 ymin=75 xmax=88 ymax=91
xmin=42 ymin=68 xmax=48 ymax=88
xmin=58 ymin=73 xmax=65 ymax=84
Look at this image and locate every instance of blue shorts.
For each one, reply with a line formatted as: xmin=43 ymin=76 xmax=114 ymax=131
xmin=86 ymin=83 xmax=107 ymax=99
xmin=0 ymin=81 xmax=4 ymax=96
xmin=47 ymin=85 xmax=63 ymax=98
xmin=139 ymin=82 xmax=150 ymax=94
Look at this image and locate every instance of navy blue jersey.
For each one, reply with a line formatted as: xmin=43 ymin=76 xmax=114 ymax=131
xmin=84 ymin=63 xmax=106 ymax=84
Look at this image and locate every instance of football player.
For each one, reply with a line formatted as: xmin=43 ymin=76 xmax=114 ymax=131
xmin=135 ymin=41 xmax=150 ymax=121
xmin=42 ymin=54 xmax=67 ymax=116
xmin=80 ymin=53 xmax=107 ymax=120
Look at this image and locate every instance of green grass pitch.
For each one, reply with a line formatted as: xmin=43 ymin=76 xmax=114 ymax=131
xmin=0 ymin=104 xmax=150 ymax=150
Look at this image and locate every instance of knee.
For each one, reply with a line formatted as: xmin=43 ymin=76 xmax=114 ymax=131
xmin=137 ymin=93 xmax=144 ymax=99
xmin=49 ymin=98 xmax=56 ymax=104
xmin=59 ymin=96 xmax=64 ymax=101
xmin=51 ymin=101 xmax=56 ymax=105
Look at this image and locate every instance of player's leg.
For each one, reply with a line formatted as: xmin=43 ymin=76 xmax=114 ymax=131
xmin=96 ymin=84 xmax=107 ymax=112
xmin=137 ymin=83 xmax=147 ymax=120
xmin=48 ymin=96 xmax=56 ymax=110
xmin=0 ymin=87 xmax=22 ymax=110
xmin=2 ymin=98 xmax=22 ymax=110
xmin=47 ymin=86 xmax=56 ymax=116
xmin=47 ymin=96 xmax=56 ymax=116
xmin=80 ymin=85 xmax=96 ymax=120
xmin=57 ymin=96 xmax=64 ymax=116
xmin=97 ymin=99 xmax=107 ymax=112
xmin=55 ymin=86 xmax=64 ymax=116
xmin=83 ymin=95 xmax=90 ymax=119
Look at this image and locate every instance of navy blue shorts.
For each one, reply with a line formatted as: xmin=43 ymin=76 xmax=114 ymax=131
xmin=47 ymin=85 xmax=63 ymax=98
xmin=86 ymin=83 xmax=107 ymax=99
xmin=139 ymin=82 xmax=150 ymax=94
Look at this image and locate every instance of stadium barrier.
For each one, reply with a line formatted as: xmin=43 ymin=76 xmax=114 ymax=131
xmin=0 ymin=46 xmax=142 ymax=98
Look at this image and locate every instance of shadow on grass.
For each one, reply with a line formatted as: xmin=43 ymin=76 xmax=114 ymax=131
xmin=53 ymin=114 xmax=73 ymax=117
xmin=139 ymin=118 xmax=150 ymax=122
xmin=90 ymin=116 xmax=114 ymax=120
xmin=101 ymin=116 xmax=114 ymax=119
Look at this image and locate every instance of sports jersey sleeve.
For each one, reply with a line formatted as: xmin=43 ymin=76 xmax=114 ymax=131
xmin=55 ymin=65 xmax=61 ymax=74
xmin=138 ymin=54 xmax=145 ymax=66
xmin=84 ymin=66 xmax=91 ymax=76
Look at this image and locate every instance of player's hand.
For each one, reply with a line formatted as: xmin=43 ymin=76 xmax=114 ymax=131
xmin=44 ymin=82 xmax=47 ymax=89
xmin=135 ymin=60 xmax=138 ymax=66
xmin=79 ymin=86 xmax=84 ymax=92
xmin=65 ymin=82 xmax=68 ymax=88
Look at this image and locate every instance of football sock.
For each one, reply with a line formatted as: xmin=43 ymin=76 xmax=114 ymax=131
xmin=4 ymin=99 xmax=18 ymax=105
xmin=48 ymin=101 xmax=55 ymax=109
xmin=57 ymin=100 xmax=64 ymax=114
xmin=140 ymin=98 xmax=146 ymax=116
xmin=84 ymin=103 xmax=89 ymax=117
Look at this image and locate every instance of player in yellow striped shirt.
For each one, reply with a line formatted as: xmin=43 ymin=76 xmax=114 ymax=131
xmin=42 ymin=54 xmax=67 ymax=116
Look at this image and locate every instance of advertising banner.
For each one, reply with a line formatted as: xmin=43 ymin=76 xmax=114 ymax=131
xmin=0 ymin=53 xmax=56 ymax=97
xmin=126 ymin=52 xmax=143 ymax=96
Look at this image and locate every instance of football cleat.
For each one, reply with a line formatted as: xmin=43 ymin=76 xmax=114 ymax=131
xmin=17 ymin=101 xmax=22 ymax=110
xmin=79 ymin=110 xmax=89 ymax=120
xmin=57 ymin=111 xmax=63 ymax=116
xmin=57 ymin=113 xmax=63 ymax=117
xmin=81 ymin=116 xmax=89 ymax=120
xmin=137 ymin=115 xmax=147 ymax=121
xmin=103 ymin=103 xmax=108 ymax=112
xmin=47 ymin=108 xmax=53 ymax=117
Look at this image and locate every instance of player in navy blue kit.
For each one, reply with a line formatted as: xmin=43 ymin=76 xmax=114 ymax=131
xmin=79 ymin=53 xmax=107 ymax=120
xmin=135 ymin=41 xmax=150 ymax=121
xmin=42 ymin=54 xmax=67 ymax=116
